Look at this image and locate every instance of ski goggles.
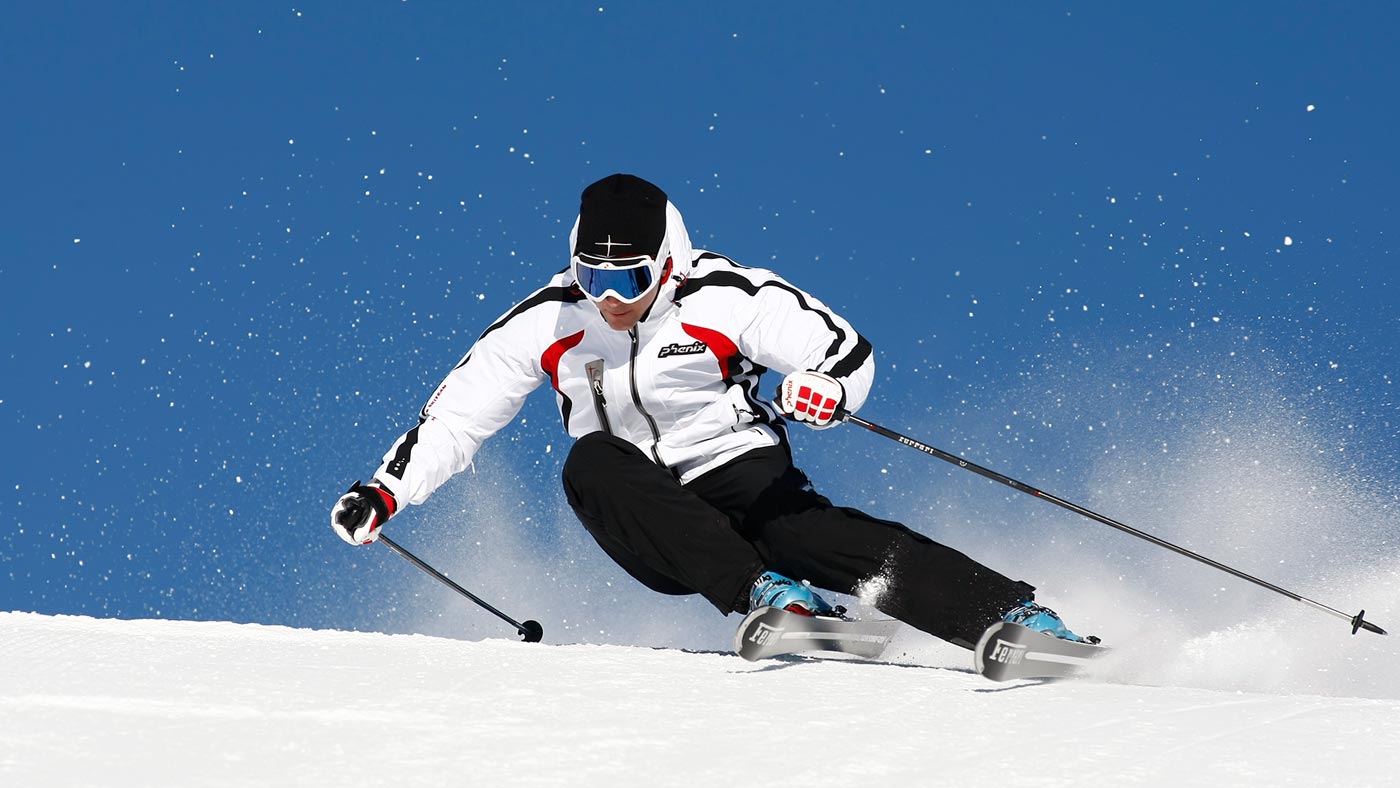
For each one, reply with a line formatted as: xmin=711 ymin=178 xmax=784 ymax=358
xmin=572 ymin=253 xmax=659 ymax=304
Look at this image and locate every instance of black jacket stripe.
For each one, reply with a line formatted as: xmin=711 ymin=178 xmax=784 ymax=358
xmin=385 ymin=417 xmax=426 ymax=480
xmin=452 ymin=286 xmax=587 ymax=371
xmin=826 ymin=334 xmax=872 ymax=378
xmin=677 ymin=267 xmax=869 ymax=378
xmin=481 ymin=285 xmax=587 ymax=341
xmin=560 ymin=394 xmax=574 ymax=432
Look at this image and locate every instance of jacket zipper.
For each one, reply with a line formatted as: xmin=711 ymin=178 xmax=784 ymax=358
xmin=629 ymin=328 xmax=668 ymax=468
xmin=584 ymin=359 xmax=613 ymax=435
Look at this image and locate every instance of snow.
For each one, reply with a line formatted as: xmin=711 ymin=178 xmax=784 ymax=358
xmin=3 ymin=612 xmax=1397 ymax=787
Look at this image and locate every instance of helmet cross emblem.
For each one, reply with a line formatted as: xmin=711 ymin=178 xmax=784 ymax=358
xmin=594 ymin=235 xmax=632 ymax=256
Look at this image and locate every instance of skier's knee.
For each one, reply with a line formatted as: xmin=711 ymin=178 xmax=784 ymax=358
xmin=562 ymin=431 xmax=634 ymax=494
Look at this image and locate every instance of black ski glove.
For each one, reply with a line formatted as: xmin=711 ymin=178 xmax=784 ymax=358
xmin=331 ymin=480 xmax=398 ymax=545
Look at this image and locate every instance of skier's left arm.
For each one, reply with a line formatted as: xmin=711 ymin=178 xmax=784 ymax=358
xmin=738 ymin=272 xmax=875 ymax=428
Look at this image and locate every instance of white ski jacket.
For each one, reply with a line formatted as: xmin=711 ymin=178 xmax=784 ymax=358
xmin=373 ymin=201 xmax=874 ymax=506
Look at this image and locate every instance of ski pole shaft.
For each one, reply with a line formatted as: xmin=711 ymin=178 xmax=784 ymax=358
xmin=378 ymin=534 xmax=544 ymax=642
xmin=840 ymin=411 xmax=1387 ymax=636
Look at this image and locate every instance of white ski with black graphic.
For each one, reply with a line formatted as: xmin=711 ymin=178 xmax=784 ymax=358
xmin=735 ymin=606 xmax=900 ymax=662
xmin=974 ymin=621 xmax=1109 ymax=681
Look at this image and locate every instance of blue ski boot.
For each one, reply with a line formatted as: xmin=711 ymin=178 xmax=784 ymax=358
xmin=1003 ymin=601 xmax=1095 ymax=643
xmin=750 ymin=571 xmax=835 ymax=616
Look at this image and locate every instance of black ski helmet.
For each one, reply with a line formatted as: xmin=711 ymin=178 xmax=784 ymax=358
xmin=574 ymin=174 xmax=668 ymax=260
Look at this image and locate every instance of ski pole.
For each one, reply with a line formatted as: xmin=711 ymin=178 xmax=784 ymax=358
xmin=839 ymin=411 xmax=1387 ymax=636
xmin=379 ymin=534 xmax=544 ymax=642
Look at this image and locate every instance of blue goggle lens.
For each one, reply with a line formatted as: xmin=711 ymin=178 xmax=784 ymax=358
xmin=574 ymin=255 xmax=655 ymax=302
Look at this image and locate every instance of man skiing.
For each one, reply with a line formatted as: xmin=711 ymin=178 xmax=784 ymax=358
xmin=331 ymin=173 xmax=1088 ymax=649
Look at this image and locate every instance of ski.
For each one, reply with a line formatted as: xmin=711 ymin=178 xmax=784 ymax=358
xmin=735 ymin=605 xmax=900 ymax=662
xmin=973 ymin=621 xmax=1109 ymax=681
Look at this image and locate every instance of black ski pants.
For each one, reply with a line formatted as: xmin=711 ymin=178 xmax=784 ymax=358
xmin=562 ymin=432 xmax=1035 ymax=648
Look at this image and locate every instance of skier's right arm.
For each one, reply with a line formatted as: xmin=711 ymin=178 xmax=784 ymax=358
xmin=329 ymin=297 xmax=551 ymax=543
xmin=375 ymin=330 xmax=544 ymax=505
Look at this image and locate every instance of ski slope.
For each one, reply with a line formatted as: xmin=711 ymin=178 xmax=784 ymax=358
xmin=3 ymin=612 xmax=1396 ymax=787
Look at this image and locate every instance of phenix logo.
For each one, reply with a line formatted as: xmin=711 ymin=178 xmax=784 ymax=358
xmin=989 ymin=638 xmax=1027 ymax=665
xmin=658 ymin=340 xmax=707 ymax=358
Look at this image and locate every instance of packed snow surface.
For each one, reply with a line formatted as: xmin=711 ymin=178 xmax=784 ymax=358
xmin=3 ymin=612 xmax=1397 ymax=787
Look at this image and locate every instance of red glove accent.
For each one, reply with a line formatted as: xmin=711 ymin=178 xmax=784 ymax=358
xmin=372 ymin=486 xmax=398 ymax=519
xmin=779 ymin=371 xmax=846 ymax=428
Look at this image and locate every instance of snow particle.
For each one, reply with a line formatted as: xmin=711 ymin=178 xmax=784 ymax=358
xmin=1284 ymin=236 xmax=1294 ymax=246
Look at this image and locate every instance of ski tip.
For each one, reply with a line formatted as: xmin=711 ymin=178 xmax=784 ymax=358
xmin=734 ymin=606 xmax=770 ymax=659
xmin=971 ymin=621 xmax=1005 ymax=676
xmin=973 ymin=621 xmax=1109 ymax=682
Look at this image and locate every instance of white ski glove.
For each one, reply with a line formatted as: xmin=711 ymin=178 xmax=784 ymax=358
xmin=331 ymin=480 xmax=398 ymax=545
xmin=777 ymin=370 xmax=846 ymax=429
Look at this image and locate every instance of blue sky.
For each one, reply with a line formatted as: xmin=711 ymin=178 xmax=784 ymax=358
xmin=4 ymin=2 xmax=1396 ymax=643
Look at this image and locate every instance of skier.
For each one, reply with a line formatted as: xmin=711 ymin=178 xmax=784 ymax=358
xmin=331 ymin=173 xmax=1088 ymax=649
